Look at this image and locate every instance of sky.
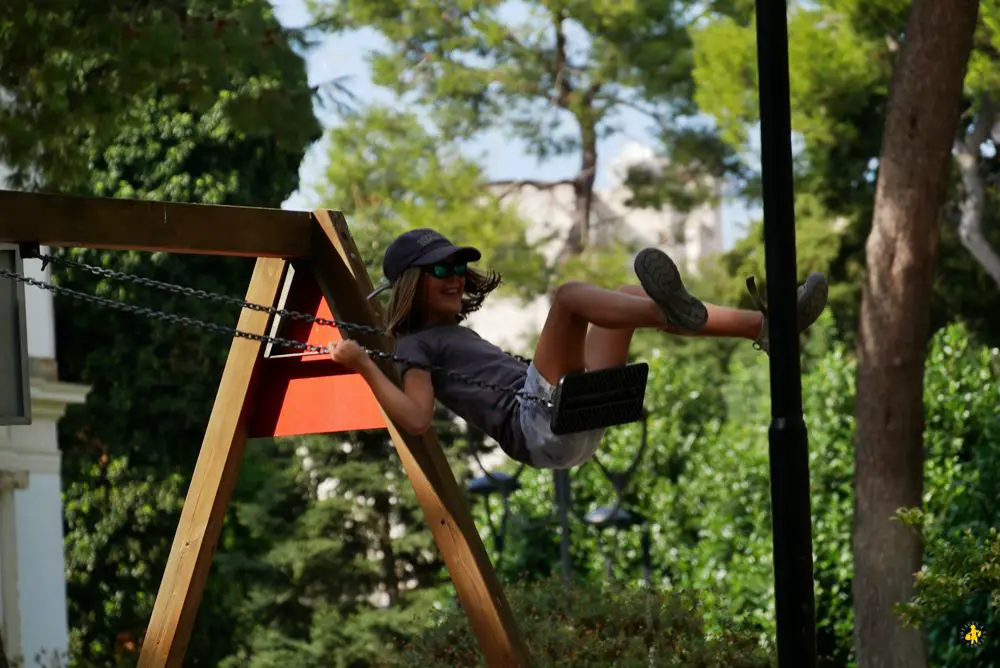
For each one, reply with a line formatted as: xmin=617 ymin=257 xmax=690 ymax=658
xmin=269 ymin=0 xmax=754 ymax=250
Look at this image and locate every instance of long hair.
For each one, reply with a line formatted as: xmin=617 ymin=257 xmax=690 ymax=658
xmin=385 ymin=265 xmax=502 ymax=337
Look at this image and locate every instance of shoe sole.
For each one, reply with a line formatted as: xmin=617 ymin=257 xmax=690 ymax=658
xmin=797 ymin=272 xmax=829 ymax=332
xmin=634 ymin=249 xmax=709 ymax=332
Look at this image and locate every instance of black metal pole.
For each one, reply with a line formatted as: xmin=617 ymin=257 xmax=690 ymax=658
xmin=641 ymin=523 xmax=651 ymax=588
xmin=752 ymin=1 xmax=817 ymax=666
xmin=554 ymin=469 xmax=572 ymax=590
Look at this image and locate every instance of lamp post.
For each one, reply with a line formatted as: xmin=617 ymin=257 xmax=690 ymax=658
xmin=466 ymin=410 xmax=651 ymax=587
xmin=753 ymin=0 xmax=818 ymax=664
xmin=467 ymin=466 xmax=524 ymax=570
xmin=584 ymin=507 xmax=650 ymax=586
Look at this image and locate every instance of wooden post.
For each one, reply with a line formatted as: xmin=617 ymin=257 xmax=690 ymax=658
xmin=137 ymin=258 xmax=287 ymax=668
xmin=308 ymin=210 xmax=533 ymax=668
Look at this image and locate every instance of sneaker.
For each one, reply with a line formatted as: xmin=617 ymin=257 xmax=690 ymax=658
xmin=633 ymin=248 xmax=709 ymax=332
xmin=746 ymin=272 xmax=829 ymax=354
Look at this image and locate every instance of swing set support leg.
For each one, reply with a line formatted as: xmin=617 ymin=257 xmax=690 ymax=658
xmin=137 ymin=257 xmax=286 ymax=667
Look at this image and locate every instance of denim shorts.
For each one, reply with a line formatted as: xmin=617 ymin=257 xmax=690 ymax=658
xmin=517 ymin=363 xmax=606 ymax=469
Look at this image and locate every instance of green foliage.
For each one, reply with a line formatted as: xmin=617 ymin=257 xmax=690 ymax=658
xmin=799 ymin=332 xmax=857 ymax=665
xmin=693 ymin=5 xmax=891 ymax=154
xmin=896 ymin=518 xmax=1000 ymax=666
xmin=20 ymin=1 xmax=1000 ymax=667
xmin=313 ymin=106 xmax=549 ymax=298
xmin=466 ymin=320 xmax=1000 ymax=668
xmin=308 ymin=0 xmax=698 ymax=148
xmin=686 ymin=0 xmax=1000 ymax=349
xmin=27 ymin=3 xmax=322 ymax=665
xmin=307 ymin=0 xmax=714 ymax=275
xmin=216 ymin=424 xmax=464 ymax=668
xmin=0 ymin=0 xmax=318 ymax=189
xmin=892 ymin=328 xmax=1000 ymax=667
xmin=384 ymin=578 xmax=775 ymax=667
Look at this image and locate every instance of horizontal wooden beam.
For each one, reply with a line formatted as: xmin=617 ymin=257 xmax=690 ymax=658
xmin=0 ymin=190 xmax=314 ymax=258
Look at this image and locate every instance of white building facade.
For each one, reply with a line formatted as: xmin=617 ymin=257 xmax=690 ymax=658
xmin=1 ymin=179 xmax=89 ymax=666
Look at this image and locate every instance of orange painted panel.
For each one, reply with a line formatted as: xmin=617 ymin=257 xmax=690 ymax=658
xmin=248 ymin=269 xmax=387 ymax=438
xmin=249 ymin=356 xmax=385 ymax=438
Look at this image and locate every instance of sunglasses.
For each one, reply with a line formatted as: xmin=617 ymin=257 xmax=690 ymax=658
xmin=422 ymin=262 xmax=468 ymax=279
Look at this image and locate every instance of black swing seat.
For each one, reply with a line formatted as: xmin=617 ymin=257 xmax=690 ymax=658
xmin=549 ymin=363 xmax=649 ymax=435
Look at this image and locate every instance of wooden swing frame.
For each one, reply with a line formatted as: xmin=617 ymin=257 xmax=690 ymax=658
xmin=0 ymin=189 xmax=532 ymax=668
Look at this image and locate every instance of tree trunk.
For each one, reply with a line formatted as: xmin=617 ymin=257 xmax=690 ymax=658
xmin=852 ymin=2 xmax=978 ymax=668
xmin=0 ymin=633 xmax=10 ymax=668
xmin=548 ymin=9 xmax=600 ymax=269
xmin=557 ymin=118 xmax=598 ymax=265
xmin=954 ymin=98 xmax=1000 ymax=289
xmin=376 ymin=493 xmax=401 ymax=607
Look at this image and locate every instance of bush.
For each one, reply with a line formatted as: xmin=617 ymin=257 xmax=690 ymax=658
xmin=463 ymin=320 xmax=1000 ymax=667
xmin=893 ymin=326 xmax=1000 ymax=667
xmin=896 ymin=513 xmax=1000 ymax=666
xmin=383 ymin=577 xmax=775 ymax=667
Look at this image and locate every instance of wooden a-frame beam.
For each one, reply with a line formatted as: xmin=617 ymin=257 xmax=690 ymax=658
xmin=137 ymin=257 xmax=287 ymax=668
xmin=309 ymin=210 xmax=533 ymax=668
xmin=3 ymin=189 xmax=530 ymax=664
xmin=0 ymin=190 xmax=312 ymax=257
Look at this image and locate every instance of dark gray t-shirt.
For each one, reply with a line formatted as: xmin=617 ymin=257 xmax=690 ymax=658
xmin=394 ymin=323 xmax=531 ymax=463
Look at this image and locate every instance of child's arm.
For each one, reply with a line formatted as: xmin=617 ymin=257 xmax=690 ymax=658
xmin=329 ymin=338 xmax=435 ymax=434
xmin=357 ymin=360 xmax=435 ymax=435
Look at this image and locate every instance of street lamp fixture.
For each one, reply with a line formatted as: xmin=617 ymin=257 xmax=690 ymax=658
xmin=466 ymin=409 xmax=652 ymax=587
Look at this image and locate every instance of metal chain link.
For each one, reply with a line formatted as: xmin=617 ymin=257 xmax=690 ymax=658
xmin=32 ymin=251 xmax=380 ymax=336
xmin=33 ymin=251 xmax=534 ymax=364
xmin=0 ymin=267 xmax=550 ymax=405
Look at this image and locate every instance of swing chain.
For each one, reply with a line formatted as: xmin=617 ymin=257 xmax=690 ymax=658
xmin=32 ymin=251 xmax=385 ymax=337
xmin=0 ymin=267 xmax=327 ymax=354
xmin=0 ymin=266 xmax=551 ymax=406
xmin=32 ymin=250 xmax=534 ymax=365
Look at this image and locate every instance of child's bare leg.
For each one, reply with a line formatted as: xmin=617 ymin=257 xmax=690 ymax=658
xmin=584 ymin=285 xmax=764 ymax=371
xmin=662 ymin=304 xmax=763 ymax=339
xmin=547 ymin=281 xmax=668 ymax=330
xmin=534 ymin=280 xmax=684 ymax=384
xmin=584 ymin=286 xmax=644 ymax=370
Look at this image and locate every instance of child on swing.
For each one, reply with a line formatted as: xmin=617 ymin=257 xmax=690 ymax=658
xmin=328 ymin=228 xmax=828 ymax=469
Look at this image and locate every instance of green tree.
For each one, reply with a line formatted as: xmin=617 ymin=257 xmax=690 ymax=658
xmin=464 ymin=316 xmax=1000 ymax=668
xmin=31 ymin=3 xmax=323 ymax=664
xmin=0 ymin=0 xmax=319 ymax=190
xmin=307 ymin=0 xmax=704 ymax=274
xmin=215 ymin=425 xmax=465 ymax=668
xmin=895 ymin=326 xmax=1000 ymax=667
xmin=685 ymin=0 xmax=1000 ymax=348
xmin=313 ymin=106 xmax=548 ymax=297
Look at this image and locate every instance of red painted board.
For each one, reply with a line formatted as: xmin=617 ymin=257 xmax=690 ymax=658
xmin=248 ymin=268 xmax=387 ymax=438
xmin=249 ymin=354 xmax=386 ymax=438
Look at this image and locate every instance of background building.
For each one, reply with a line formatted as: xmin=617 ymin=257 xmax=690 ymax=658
xmin=467 ymin=143 xmax=725 ymax=352
xmin=0 ymin=167 xmax=89 ymax=667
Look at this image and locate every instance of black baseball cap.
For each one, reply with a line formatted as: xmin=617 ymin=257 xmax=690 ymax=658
xmin=367 ymin=228 xmax=481 ymax=299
